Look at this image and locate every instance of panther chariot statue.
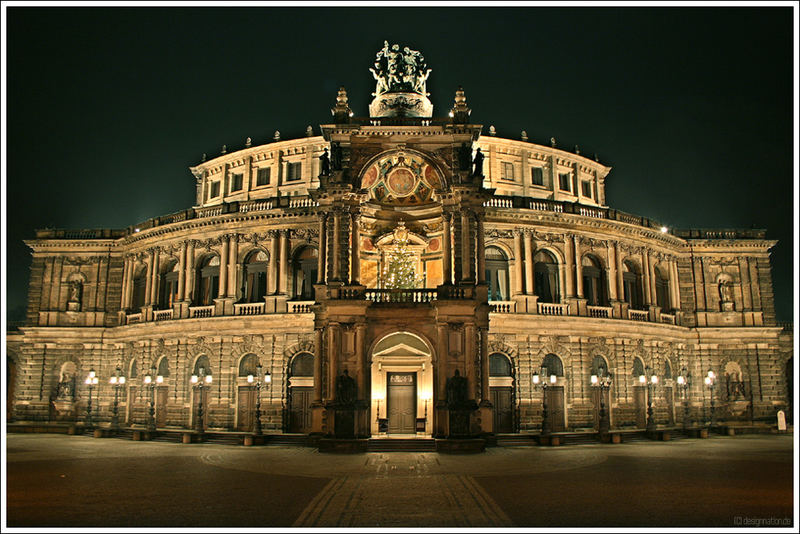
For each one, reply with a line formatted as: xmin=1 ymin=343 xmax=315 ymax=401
xmin=368 ymin=41 xmax=433 ymax=118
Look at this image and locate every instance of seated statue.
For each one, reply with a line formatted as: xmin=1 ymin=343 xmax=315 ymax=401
xmin=446 ymin=369 xmax=468 ymax=408
xmin=336 ymin=369 xmax=357 ymax=406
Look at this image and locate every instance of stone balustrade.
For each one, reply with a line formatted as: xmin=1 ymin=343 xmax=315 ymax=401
xmin=538 ymin=302 xmax=569 ymax=316
xmin=126 ymin=312 xmax=142 ymax=324
xmin=288 ymin=301 xmax=314 ymax=314
xmin=628 ymin=309 xmax=649 ymax=322
xmin=660 ymin=313 xmax=676 ymax=325
xmin=189 ymin=305 xmax=215 ymax=318
xmin=153 ymin=309 xmax=173 ymax=322
xmin=587 ymin=305 xmax=613 ymax=319
xmin=489 ymin=301 xmax=515 ymax=313
xmin=365 ymin=289 xmax=437 ymax=303
xmin=234 ymin=302 xmax=265 ymax=316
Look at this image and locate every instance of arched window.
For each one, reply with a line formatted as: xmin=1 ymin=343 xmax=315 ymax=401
xmin=242 ymin=250 xmax=269 ymax=303
xmin=485 ymin=247 xmax=509 ymax=301
xmin=129 ymin=358 xmax=138 ymax=379
xmin=157 ymin=357 xmax=170 ymax=377
xmin=632 ymin=357 xmax=645 ymax=378
xmin=582 ymin=255 xmax=608 ymax=307
xmin=290 ymin=352 xmax=314 ymax=377
xmin=654 ymin=266 xmax=670 ymax=310
xmin=131 ymin=265 xmax=147 ymax=310
xmin=158 ymin=260 xmax=180 ymax=309
xmin=489 ymin=353 xmax=512 ymax=376
xmin=193 ymin=355 xmax=211 ymax=376
xmin=292 ymin=247 xmax=318 ymax=300
xmin=591 ymin=355 xmax=609 ymax=376
xmin=622 ymin=260 xmax=644 ymax=310
xmin=534 ymin=250 xmax=560 ymax=303
xmin=195 ymin=256 xmax=220 ymax=306
xmin=542 ymin=353 xmax=564 ymax=377
xmin=238 ymin=354 xmax=259 ymax=377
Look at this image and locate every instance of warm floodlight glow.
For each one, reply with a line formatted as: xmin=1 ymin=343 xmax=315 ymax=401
xmin=639 ymin=375 xmax=646 ymax=384
xmin=661 ymin=226 xmax=668 ymax=233
xmin=651 ymin=375 xmax=658 ymax=385
xmin=205 ymin=375 xmax=213 ymax=384
xmin=247 ymin=374 xmax=254 ymax=383
xmin=191 ymin=375 xmax=198 ymax=384
xmin=156 ymin=375 xmax=164 ymax=384
xmin=550 ymin=375 xmax=557 ymax=384
xmin=677 ymin=376 xmax=685 ymax=386
xmin=264 ymin=372 xmax=272 ymax=384
xmin=591 ymin=374 xmax=598 ymax=385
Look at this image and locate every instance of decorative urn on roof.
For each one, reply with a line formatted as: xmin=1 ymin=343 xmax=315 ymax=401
xmin=368 ymin=41 xmax=433 ymax=118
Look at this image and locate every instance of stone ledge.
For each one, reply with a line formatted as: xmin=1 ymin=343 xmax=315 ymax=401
xmin=435 ymin=438 xmax=486 ymax=453
xmin=318 ymin=438 xmax=369 ymax=453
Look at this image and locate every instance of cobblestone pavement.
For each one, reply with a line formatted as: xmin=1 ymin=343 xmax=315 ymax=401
xmin=5 ymin=433 xmax=795 ymax=528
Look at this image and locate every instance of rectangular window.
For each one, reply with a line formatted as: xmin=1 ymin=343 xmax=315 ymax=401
xmin=231 ymin=173 xmax=243 ymax=192
xmin=531 ymin=167 xmax=544 ymax=186
xmin=209 ymin=181 xmax=220 ymax=198
xmin=501 ymin=162 xmax=515 ymax=181
xmin=581 ymin=180 xmax=592 ymax=198
xmin=256 ymin=167 xmax=271 ymax=186
xmin=286 ymin=162 xmax=302 ymax=182
xmin=558 ymin=173 xmax=571 ymax=192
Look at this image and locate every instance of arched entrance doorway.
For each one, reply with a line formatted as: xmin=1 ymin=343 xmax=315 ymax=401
xmin=370 ymin=332 xmax=433 ymax=436
xmin=287 ymin=352 xmax=314 ymax=433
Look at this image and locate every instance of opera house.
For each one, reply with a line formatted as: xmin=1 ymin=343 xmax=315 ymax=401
xmin=6 ymin=43 xmax=793 ymax=447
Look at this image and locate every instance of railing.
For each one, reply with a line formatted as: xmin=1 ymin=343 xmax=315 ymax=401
xmin=289 ymin=301 xmax=314 ymax=314
xmin=189 ymin=305 xmax=215 ymax=319
xmin=234 ymin=302 xmax=265 ymax=316
xmin=660 ymin=313 xmax=676 ymax=325
xmin=438 ymin=285 xmax=470 ymax=299
xmin=126 ymin=313 xmax=142 ymax=324
xmin=337 ymin=287 xmax=366 ymax=300
xmin=239 ymin=200 xmax=273 ymax=213
xmin=578 ymin=206 xmax=605 ymax=219
xmin=484 ymin=197 xmax=512 ymax=208
xmin=288 ymin=198 xmax=318 ymax=208
xmin=778 ymin=322 xmax=793 ymax=332
xmin=587 ymin=305 xmax=613 ymax=319
xmin=529 ymin=200 xmax=564 ymax=213
xmin=490 ymin=301 xmax=514 ymax=313
xmin=628 ymin=309 xmax=649 ymax=322
xmin=153 ymin=309 xmax=173 ymax=322
xmin=195 ymin=206 xmax=224 ymax=218
xmin=365 ymin=289 xmax=437 ymax=303
xmin=538 ymin=302 xmax=569 ymax=316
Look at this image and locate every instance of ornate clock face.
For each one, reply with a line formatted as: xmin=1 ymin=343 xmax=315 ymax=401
xmin=360 ymin=152 xmax=439 ymax=205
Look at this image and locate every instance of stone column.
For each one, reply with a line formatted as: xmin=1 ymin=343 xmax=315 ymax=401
xmin=218 ymin=236 xmax=229 ymax=299
xmin=452 ymin=211 xmax=463 ymax=282
xmin=671 ymin=258 xmax=682 ymax=310
xmin=524 ymin=231 xmax=534 ymax=296
xmin=350 ymin=213 xmax=360 ymax=285
xmin=642 ymin=249 xmax=652 ymax=305
xmin=327 ymin=325 xmax=339 ymax=402
xmin=461 ymin=210 xmax=472 ymax=282
xmin=355 ymin=324 xmax=367 ymax=400
xmin=574 ymin=235 xmax=583 ymax=298
xmin=121 ymin=256 xmax=131 ymax=310
xmin=184 ymin=241 xmax=195 ymax=303
xmin=177 ymin=242 xmax=187 ymax=302
xmin=144 ymin=250 xmax=154 ymax=306
xmin=442 ymin=212 xmax=452 ymax=284
xmin=279 ymin=230 xmax=289 ymax=294
xmin=227 ymin=234 xmax=238 ymax=297
xmin=465 ymin=324 xmax=477 ymax=399
xmin=476 ymin=214 xmax=486 ymax=284
xmin=615 ymin=242 xmax=624 ymax=299
xmin=332 ymin=210 xmax=341 ymax=281
xmin=648 ymin=252 xmax=657 ymax=305
xmin=269 ymin=231 xmax=279 ymax=294
xmin=607 ymin=241 xmax=618 ymax=301
xmin=564 ymin=234 xmax=575 ymax=297
xmin=313 ymin=328 xmax=324 ymax=403
xmin=480 ymin=328 xmax=490 ymax=402
xmin=317 ymin=214 xmax=327 ymax=284
xmin=152 ymin=248 xmax=161 ymax=304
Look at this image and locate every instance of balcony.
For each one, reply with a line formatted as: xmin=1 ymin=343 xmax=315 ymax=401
xmin=234 ymin=302 xmax=265 ymax=316
xmin=189 ymin=305 xmax=215 ymax=319
xmin=365 ymin=289 xmax=437 ymax=304
xmin=587 ymin=305 xmax=613 ymax=319
xmin=153 ymin=309 xmax=173 ymax=322
xmin=628 ymin=309 xmax=649 ymax=322
xmin=538 ymin=302 xmax=569 ymax=316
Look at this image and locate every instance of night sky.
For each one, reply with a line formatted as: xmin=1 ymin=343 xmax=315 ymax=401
xmin=4 ymin=7 xmax=795 ymax=323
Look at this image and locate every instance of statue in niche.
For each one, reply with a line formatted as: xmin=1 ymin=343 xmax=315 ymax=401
xmin=336 ymin=369 xmax=357 ymax=406
xmin=718 ymin=279 xmax=732 ymax=303
xmin=472 ymin=148 xmax=485 ymax=178
xmin=319 ymin=147 xmax=331 ymax=176
xmin=66 ymin=280 xmax=82 ymax=311
xmin=331 ymin=142 xmax=343 ymax=171
xmin=446 ymin=369 xmax=468 ymax=408
xmin=56 ymin=371 xmax=76 ymax=399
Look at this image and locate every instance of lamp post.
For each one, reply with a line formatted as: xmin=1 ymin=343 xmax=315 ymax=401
xmin=247 ymin=364 xmax=271 ymax=436
xmin=704 ymin=370 xmax=717 ymax=428
xmin=143 ymin=365 xmax=163 ymax=432
xmin=644 ymin=366 xmax=658 ymax=433
xmin=191 ymin=366 xmax=213 ymax=433
xmin=109 ymin=366 xmax=126 ymax=431
xmin=677 ymin=367 xmax=691 ymax=431
xmin=532 ymin=365 xmax=556 ymax=437
xmin=590 ymin=365 xmax=613 ymax=438
xmin=373 ymin=390 xmax=385 ymax=432
xmin=421 ymin=391 xmax=431 ymax=420
xmin=84 ymin=369 xmax=98 ymax=428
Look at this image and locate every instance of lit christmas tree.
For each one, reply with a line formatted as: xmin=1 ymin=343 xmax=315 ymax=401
xmin=382 ymin=223 xmax=422 ymax=289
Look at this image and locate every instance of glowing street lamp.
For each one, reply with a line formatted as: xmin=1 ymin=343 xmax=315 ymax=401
xmin=84 ymin=369 xmax=98 ymax=428
xmin=644 ymin=366 xmax=659 ymax=433
xmin=532 ymin=366 xmax=556 ymax=437
xmin=247 ymin=364 xmax=271 ymax=436
xmin=705 ymin=370 xmax=717 ymax=427
xmin=109 ymin=366 xmax=126 ymax=431
xmin=191 ymin=366 xmax=213 ymax=433
xmin=373 ymin=390 xmax=385 ymax=430
xmin=590 ymin=365 xmax=613 ymax=437
xmin=677 ymin=367 xmax=691 ymax=430
xmin=143 ymin=365 xmax=163 ymax=432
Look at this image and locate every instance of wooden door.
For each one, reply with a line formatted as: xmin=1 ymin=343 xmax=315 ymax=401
xmin=387 ymin=373 xmax=416 ymax=434
xmin=126 ymin=386 xmax=136 ymax=423
xmin=155 ymin=386 xmax=168 ymax=428
xmin=546 ymin=386 xmax=566 ymax=432
xmin=592 ymin=387 xmax=611 ymax=429
xmin=237 ymin=386 xmax=256 ymax=431
xmin=634 ymin=386 xmax=647 ymax=428
xmin=289 ymin=386 xmax=313 ymax=433
xmin=665 ymin=386 xmax=674 ymax=425
xmin=491 ymin=387 xmax=514 ymax=433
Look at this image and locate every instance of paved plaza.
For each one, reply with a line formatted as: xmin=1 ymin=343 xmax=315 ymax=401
xmin=4 ymin=433 xmax=795 ymax=528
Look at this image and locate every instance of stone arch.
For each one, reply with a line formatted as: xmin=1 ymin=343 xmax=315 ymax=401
xmin=50 ymin=352 xmax=83 ymax=400
xmin=535 ymin=245 xmax=566 ymax=266
xmin=232 ymin=335 xmax=268 ymax=366
xmin=535 ymin=336 xmax=573 ymax=374
xmin=238 ymin=244 xmax=270 ymax=264
xmin=237 ymin=353 xmax=260 ymax=377
xmin=484 ymin=239 xmax=514 ymax=261
xmin=367 ymin=327 xmax=436 ymax=362
xmin=358 ymin=147 xmax=449 ymax=192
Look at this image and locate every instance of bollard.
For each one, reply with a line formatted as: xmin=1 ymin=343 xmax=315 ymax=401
xmin=243 ymin=435 xmax=254 ymax=447
xmin=93 ymin=429 xmax=104 ymax=439
xmin=182 ymin=433 xmax=192 ymax=444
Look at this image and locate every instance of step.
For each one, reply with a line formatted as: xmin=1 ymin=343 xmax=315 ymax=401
xmin=367 ymin=438 xmax=436 ymax=452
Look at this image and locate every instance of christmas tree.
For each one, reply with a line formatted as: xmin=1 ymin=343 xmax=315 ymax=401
xmin=383 ymin=224 xmax=422 ymax=289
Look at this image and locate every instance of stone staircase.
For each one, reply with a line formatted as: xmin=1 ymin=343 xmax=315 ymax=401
xmin=495 ymin=434 xmax=538 ymax=447
xmin=367 ymin=438 xmax=437 ymax=452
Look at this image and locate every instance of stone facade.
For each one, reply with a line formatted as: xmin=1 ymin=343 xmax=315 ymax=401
xmin=7 ymin=47 xmax=793 ymax=436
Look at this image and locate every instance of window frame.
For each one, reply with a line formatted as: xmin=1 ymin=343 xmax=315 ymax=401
xmin=558 ymin=173 xmax=571 ymax=192
xmin=531 ymin=167 xmax=544 ymax=187
xmin=256 ymin=167 xmax=271 ymax=187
